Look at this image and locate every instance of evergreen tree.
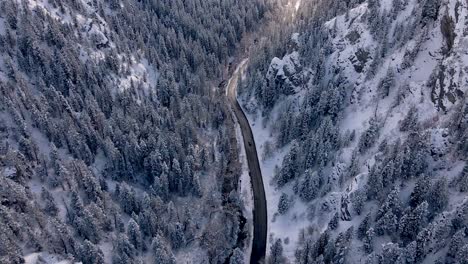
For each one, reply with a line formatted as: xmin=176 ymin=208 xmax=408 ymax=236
xmin=277 ymin=144 xmax=299 ymax=187
xmin=427 ymin=177 xmax=448 ymax=219
xmin=363 ymin=228 xmax=375 ymax=254
xmin=359 ymin=117 xmax=381 ymax=153
xmin=328 ymin=212 xmax=340 ymax=230
xmin=112 ymin=234 xmax=136 ymax=264
xmin=41 ymin=187 xmax=59 ymax=217
xmin=278 ymin=193 xmax=292 ymax=215
xmin=409 ymin=176 xmax=431 ymax=208
xmin=152 ymin=235 xmax=176 ymax=264
xmin=169 ymin=222 xmax=185 ymax=250
xmin=399 ymin=202 xmax=429 ymax=243
xmin=127 ymin=218 xmax=143 ymax=250
xmin=422 ymin=0 xmax=441 ymax=21
xmin=269 ymin=239 xmax=285 ymax=264
xmin=230 ymin=248 xmax=245 ymax=264
xmin=78 ymin=240 xmax=105 ymax=264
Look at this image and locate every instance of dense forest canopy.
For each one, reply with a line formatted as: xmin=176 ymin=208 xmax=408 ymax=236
xmin=0 ymin=0 xmax=269 ymax=263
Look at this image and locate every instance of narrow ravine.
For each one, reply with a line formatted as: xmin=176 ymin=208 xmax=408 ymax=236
xmin=226 ymin=60 xmax=268 ymax=264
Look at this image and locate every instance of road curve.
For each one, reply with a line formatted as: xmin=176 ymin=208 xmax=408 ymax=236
xmin=226 ymin=59 xmax=267 ymax=264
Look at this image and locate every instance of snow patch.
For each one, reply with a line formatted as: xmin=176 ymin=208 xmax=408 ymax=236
xmin=235 ymin=120 xmax=254 ymax=263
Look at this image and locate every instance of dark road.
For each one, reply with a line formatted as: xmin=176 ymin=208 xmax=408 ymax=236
xmin=226 ymin=60 xmax=267 ymax=264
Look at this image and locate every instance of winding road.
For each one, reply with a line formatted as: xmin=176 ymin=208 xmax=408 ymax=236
xmin=226 ymin=59 xmax=267 ymax=264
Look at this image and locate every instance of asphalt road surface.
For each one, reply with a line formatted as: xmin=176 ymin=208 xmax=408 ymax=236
xmin=226 ymin=59 xmax=267 ymax=264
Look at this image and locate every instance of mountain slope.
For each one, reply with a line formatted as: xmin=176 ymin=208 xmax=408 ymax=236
xmin=0 ymin=0 xmax=268 ymax=263
xmin=240 ymin=0 xmax=468 ymax=262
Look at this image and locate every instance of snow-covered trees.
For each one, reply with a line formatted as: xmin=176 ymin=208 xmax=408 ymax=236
xmin=77 ymin=240 xmax=105 ymax=264
xmin=127 ymin=218 xmax=143 ymax=251
xmin=427 ymin=178 xmax=449 ymax=218
xmin=440 ymin=12 xmax=456 ymax=53
xmin=351 ymin=189 xmax=366 ymax=215
xmin=277 ymin=193 xmax=292 ymax=215
xmin=240 ymin=0 xmax=467 ymax=262
xmin=41 ymin=187 xmax=58 ymax=217
xmin=112 ymin=234 xmax=137 ymax=264
xmin=230 ymin=248 xmax=245 ymax=264
xmin=400 ymin=106 xmax=419 ymax=132
xmin=328 ymin=212 xmax=340 ymax=230
xmin=277 ymin=144 xmax=299 ymax=187
xmin=358 ymin=117 xmax=381 ymax=153
xmin=169 ymin=222 xmax=186 ymax=250
xmin=378 ymin=67 xmax=396 ymax=98
xmin=409 ymin=176 xmax=431 ymax=207
xmin=151 ymin=236 xmax=176 ymax=264
xmin=357 ymin=213 xmax=372 ymax=240
xmin=363 ymin=228 xmax=375 ymax=254
xmin=399 ymin=202 xmax=429 ymax=244
xmin=269 ymin=239 xmax=285 ymax=264
xmin=453 ymin=165 xmax=468 ymax=192
xmin=297 ymin=170 xmax=321 ymax=202
xmin=422 ymin=0 xmax=441 ymax=21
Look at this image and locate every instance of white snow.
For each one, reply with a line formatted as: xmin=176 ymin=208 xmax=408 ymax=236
xmin=24 ymin=252 xmax=74 ymax=264
xmin=118 ymin=58 xmax=159 ymax=95
xmin=291 ymin=33 xmax=300 ymax=45
xmin=235 ymin=120 xmax=254 ymax=263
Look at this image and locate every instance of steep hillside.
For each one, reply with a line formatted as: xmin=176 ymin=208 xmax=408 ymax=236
xmin=0 ymin=0 xmax=268 ymax=263
xmin=240 ymin=0 xmax=468 ymax=262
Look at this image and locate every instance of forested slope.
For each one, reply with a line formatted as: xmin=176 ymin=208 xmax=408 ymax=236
xmin=0 ymin=0 xmax=268 ymax=263
xmin=240 ymin=0 xmax=468 ymax=262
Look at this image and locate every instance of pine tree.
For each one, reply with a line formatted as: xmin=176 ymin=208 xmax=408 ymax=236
xmin=230 ymin=248 xmax=245 ymax=264
xmin=277 ymin=193 xmax=292 ymax=215
xmin=359 ymin=117 xmax=380 ymax=153
xmin=454 ymin=164 xmax=468 ymax=192
xmin=357 ymin=213 xmax=372 ymax=240
xmin=456 ymin=244 xmax=468 ymax=264
xmin=409 ymin=176 xmax=431 ymax=208
xmin=269 ymin=239 xmax=285 ymax=264
xmin=422 ymin=0 xmax=440 ymax=21
xmin=378 ymin=67 xmax=395 ymax=98
xmin=113 ymin=234 xmax=136 ymax=264
xmin=152 ymin=235 xmax=176 ymax=264
xmin=78 ymin=240 xmax=105 ymax=264
xmin=351 ymin=189 xmax=366 ymax=215
xmin=41 ymin=187 xmax=59 ymax=217
xmin=169 ymin=222 xmax=186 ymax=250
xmin=363 ymin=228 xmax=375 ymax=254
xmin=398 ymin=202 xmax=429 ymax=243
xmin=400 ymin=106 xmax=419 ymax=132
xmin=375 ymin=211 xmax=398 ymax=236
xmin=328 ymin=212 xmax=340 ymax=230
xmin=366 ymin=164 xmax=383 ymax=200
xmin=298 ymin=170 xmax=320 ymax=202
xmin=127 ymin=218 xmax=143 ymax=250
xmin=427 ymin=177 xmax=448 ymax=219
xmin=379 ymin=243 xmax=402 ymax=264
xmin=277 ymin=144 xmax=298 ymax=187
xmin=446 ymin=229 xmax=466 ymax=261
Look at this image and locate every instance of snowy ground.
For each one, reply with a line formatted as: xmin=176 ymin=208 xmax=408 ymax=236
xmin=242 ymin=107 xmax=310 ymax=260
xmin=24 ymin=252 xmax=73 ymax=264
xmin=235 ymin=118 xmax=254 ymax=264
